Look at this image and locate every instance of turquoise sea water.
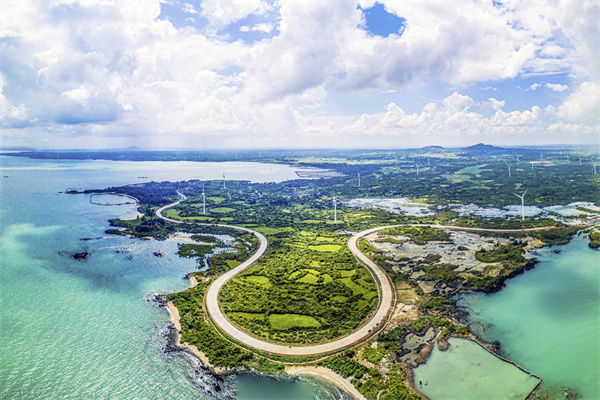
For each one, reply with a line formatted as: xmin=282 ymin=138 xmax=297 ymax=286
xmin=0 ymin=156 xmax=347 ymax=400
xmin=457 ymin=237 xmax=600 ymax=399
xmin=413 ymin=338 xmax=539 ymax=400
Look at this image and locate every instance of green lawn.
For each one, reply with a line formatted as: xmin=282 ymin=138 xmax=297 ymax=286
xmin=297 ymin=273 xmax=319 ymax=284
xmin=244 ymin=275 xmax=272 ymax=288
xmin=269 ymin=314 xmax=322 ymax=330
xmin=210 ymin=207 xmax=236 ymax=213
xmin=341 ymin=278 xmax=368 ymax=295
xmin=308 ymin=244 xmax=342 ymax=252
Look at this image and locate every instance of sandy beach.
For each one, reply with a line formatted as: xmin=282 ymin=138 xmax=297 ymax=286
xmin=285 ymin=366 xmax=366 ymax=400
xmin=165 ymin=301 xmax=222 ymax=372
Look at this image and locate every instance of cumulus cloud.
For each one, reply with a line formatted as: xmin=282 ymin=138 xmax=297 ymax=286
xmin=483 ymin=98 xmax=505 ymax=110
xmin=557 ymin=81 xmax=599 ymax=121
xmin=545 ymin=83 xmax=569 ymax=92
xmin=240 ymin=23 xmax=274 ymax=33
xmin=293 ymin=92 xmax=596 ymax=146
xmin=0 ymin=0 xmax=597 ymax=148
xmin=200 ymin=0 xmax=263 ymax=30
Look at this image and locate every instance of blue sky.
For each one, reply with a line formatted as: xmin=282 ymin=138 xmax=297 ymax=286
xmin=1 ymin=1 xmax=598 ymax=149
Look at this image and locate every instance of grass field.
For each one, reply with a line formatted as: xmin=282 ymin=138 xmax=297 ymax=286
xmin=256 ymin=226 xmax=295 ymax=235
xmin=308 ymin=244 xmax=342 ymax=252
xmin=163 ymin=209 xmax=215 ymax=221
xmin=210 ymin=207 xmax=236 ymax=213
xmin=269 ymin=314 xmax=322 ymax=330
xmin=341 ymin=278 xmax=368 ymax=295
xmin=297 ymin=273 xmax=319 ymax=284
xmin=244 ymin=275 xmax=272 ymax=287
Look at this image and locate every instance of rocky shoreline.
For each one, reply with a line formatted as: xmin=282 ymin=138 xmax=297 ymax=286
xmin=146 ymin=292 xmax=236 ymax=398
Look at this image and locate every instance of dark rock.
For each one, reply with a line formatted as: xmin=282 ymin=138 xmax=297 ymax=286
xmin=71 ymin=252 xmax=88 ymax=260
xmin=145 ymin=291 xmax=168 ymax=308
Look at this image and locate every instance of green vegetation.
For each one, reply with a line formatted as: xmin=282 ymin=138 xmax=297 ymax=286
xmin=318 ymin=349 xmax=367 ymax=379
xmin=475 ymin=242 xmax=527 ymax=264
xmin=362 ymin=342 xmax=387 ymax=365
xmin=107 ymin=215 xmax=175 ymax=239
xmin=84 ymin=146 xmax=596 ymax=399
xmin=412 ymin=316 xmax=468 ymax=337
xmin=589 ymin=230 xmax=600 ymax=249
xmin=421 ymin=297 xmax=453 ymax=313
xmin=308 ymin=244 xmax=342 ymax=252
xmin=378 ymin=226 xmax=450 ymax=245
xmin=529 ymin=227 xmax=578 ymax=245
xmin=177 ymin=243 xmax=213 ymax=267
xmin=220 ymin=231 xmax=378 ymax=344
xmin=269 ymin=314 xmax=322 ymax=330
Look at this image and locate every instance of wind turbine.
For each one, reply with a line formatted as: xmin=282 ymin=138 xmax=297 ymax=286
xmin=333 ymin=196 xmax=337 ymax=224
xmin=579 ymin=157 xmax=582 ymax=166
xmin=223 ymin=173 xmax=226 ymax=189
xmin=427 ymin=157 xmax=430 ymax=166
xmin=357 ymin=171 xmax=361 ymax=187
xmin=201 ymin=187 xmax=206 ymax=214
xmin=416 ymin=164 xmax=420 ymax=176
xmin=594 ymin=163 xmax=597 ymax=175
xmin=505 ymin=161 xmax=511 ymax=177
xmin=513 ymin=190 xmax=527 ymax=221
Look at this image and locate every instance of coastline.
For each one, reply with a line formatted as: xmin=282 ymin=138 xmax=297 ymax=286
xmin=165 ymin=300 xmax=223 ymax=373
xmin=285 ymin=366 xmax=367 ymax=400
xmin=167 ymin=274 xmax=369 ymax=398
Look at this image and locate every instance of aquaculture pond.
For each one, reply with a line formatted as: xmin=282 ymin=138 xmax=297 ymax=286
xmin=413 ymin=338 xmax=539 ymax=400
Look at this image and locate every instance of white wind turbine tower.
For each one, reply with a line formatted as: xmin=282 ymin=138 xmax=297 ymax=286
xmin=505 ymin=161 xmax=511 ymax=177
xmin=514 ymin=190 xmax=527 ymax=221
xmin=201 ymin=187 xmax=206 ymax=214
xmin=416 ymin=164 xmax=419 ymax=176
xmin=357 ymin=172 xmax=361 ymax=187
xmin=223 ymin=173 xmax=226 ymax=189
xmin=594 ymin=163 xmax=597 ymax=175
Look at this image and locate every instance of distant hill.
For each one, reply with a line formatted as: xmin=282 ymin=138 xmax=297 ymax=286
xmin=463 ymin=143 xmax=502 ymax=152
xmin=422 ymin=145 xmax=445 ymax=150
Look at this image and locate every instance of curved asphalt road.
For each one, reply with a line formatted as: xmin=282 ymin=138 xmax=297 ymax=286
xmin=157 ymin=193 xmax=556 ymax=356
xmin=156 ymin=192 xmax=394 ymax=356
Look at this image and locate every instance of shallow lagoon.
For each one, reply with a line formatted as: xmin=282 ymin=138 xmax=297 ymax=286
xmin=413 ymin=338 xmax=539 ymax=400
xmin=457 ymin=237 xmax=600 ymax=399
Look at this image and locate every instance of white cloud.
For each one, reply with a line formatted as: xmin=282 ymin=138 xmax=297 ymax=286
xmin=557 ymin=81 xmax=599 ymax=121
xmin=545 ymin=83 xmax=569 ymax=92
xmin=200 ymin=0 xmax=263 ymax=30
xmin=0 ymin=0 xmax=597 ymax=149
xmin=483 ymin=98 xmax=505 ymax=110
xmin=182 ymin=3 xmax=198 ymax=15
